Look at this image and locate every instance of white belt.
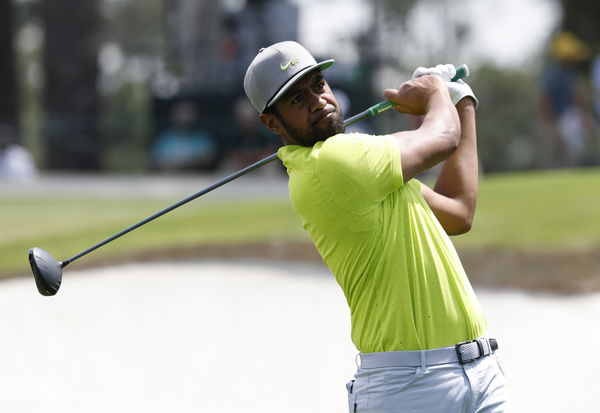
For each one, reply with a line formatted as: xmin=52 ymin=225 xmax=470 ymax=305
xmin=359 ymin=338 xmax=499 ymax=368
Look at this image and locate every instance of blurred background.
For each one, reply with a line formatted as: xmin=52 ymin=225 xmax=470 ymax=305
xmin=0 ymin=0 xmax=599 ymax=175
xmin=1 ymin=0 xmax=600 ymax=412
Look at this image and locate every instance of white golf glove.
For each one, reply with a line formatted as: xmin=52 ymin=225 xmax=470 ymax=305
xmin=412 ymin=63 xmax=456 ymax=81
xmin=412 ymin=64 xmax=479 ymax=108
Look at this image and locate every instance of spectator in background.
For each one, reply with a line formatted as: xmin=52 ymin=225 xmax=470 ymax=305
xmin=591 ymin=53 xmax=600 ymax=121
xmin=224 ymin=97 xmax=281 ymax=170
xmin=539 ymin=31 xmax=589 ymax=167
xmin=0 ymin=123 xmax=37 ymax=182
xmin=151 ymin=101 xmax=220 ymax=172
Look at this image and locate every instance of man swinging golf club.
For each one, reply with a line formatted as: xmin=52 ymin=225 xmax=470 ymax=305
xmin=244 ymin=41 xmax=508 ymax=412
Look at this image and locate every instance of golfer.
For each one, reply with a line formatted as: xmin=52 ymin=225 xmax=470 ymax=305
xmin=244 ymin=41 xmax=508 ymax=412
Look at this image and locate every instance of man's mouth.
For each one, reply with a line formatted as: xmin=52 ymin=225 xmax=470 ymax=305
xmin=313 ymin=106 xmax=336 ymax=126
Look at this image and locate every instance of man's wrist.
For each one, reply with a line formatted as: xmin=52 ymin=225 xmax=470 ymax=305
xmin=456 ymin=96 xmax=476 ymax=110
xmin=426 ymin=85 xmax=454 ymax=111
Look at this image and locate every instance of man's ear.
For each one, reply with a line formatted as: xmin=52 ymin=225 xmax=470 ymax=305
xmin=259 ymin=113 xmax=284 ymax=137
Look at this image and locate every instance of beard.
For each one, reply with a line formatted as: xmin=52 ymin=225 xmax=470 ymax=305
xmin=281 ymin=104 xmax=345 ymax=147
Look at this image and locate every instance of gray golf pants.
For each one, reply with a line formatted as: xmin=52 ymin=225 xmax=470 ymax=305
xmin=346 ymin=350 xmax=508 ymax=412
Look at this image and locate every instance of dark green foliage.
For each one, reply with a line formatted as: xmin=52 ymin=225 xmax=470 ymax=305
xmin=0 ymin=0 xmax=18 ymax=130
xmin=42 ymin=0 xmax=101 ymax=170
xmin=470 ymin=65 xmax=540 ymax=173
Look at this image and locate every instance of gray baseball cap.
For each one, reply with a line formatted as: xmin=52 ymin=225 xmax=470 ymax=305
xmin=243 ymin=41 xmax=334 ymax=113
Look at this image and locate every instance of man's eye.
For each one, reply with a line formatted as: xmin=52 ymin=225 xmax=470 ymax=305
xmin=292 ymin=95 xmax=303 ymax=104
xmin=316 ymin=82 xmax=325 ymax=90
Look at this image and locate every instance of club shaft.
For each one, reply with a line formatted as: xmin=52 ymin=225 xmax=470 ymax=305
xmin=63 ymin=107 xmax=376 ymax=266
xmin=62 ymin=153 xmax=279 ymax=266
xmin=62 ymin=64 xmax=470 ymax=267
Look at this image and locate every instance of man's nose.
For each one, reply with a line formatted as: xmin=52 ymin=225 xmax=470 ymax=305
xmin=309 ymin=92 xmax=327 ymax=112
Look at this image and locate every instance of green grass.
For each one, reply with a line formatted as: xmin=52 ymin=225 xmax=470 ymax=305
xmin=2 ymin=167 xmax=600 ymax=277
xmin=1 ymin=197 xmax=306 ymax=276
xmin=454 ymin=167 xmax=600 ymax=250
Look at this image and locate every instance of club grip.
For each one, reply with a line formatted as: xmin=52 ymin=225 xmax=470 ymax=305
xmin=367 ymin=64 xmax=470 ymax=116
xmin=452 ymin=64 xmax=469 ymax=81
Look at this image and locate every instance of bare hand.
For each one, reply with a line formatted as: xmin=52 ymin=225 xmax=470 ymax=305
xmin=383 ymin=75 xmax=449 ymax=116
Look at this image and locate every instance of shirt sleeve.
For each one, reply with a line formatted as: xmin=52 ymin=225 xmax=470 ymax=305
xmin=314 ymin=133 xmax=404 ymax=214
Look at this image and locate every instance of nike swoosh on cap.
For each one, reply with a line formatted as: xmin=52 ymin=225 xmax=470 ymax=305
xmin=280 ymin=57 xmax=299 ymax=71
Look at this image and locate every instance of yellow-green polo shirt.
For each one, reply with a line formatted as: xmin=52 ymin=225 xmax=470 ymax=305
xmin=278 ymin=133 xmax=487 ymax=352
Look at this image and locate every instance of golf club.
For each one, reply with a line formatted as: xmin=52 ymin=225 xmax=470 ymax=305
xmin=29 ymin=64 xmax=469 ymax=296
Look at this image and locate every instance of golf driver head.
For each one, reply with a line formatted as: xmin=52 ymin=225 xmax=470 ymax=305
xmin=28 ymin=247 xmax=63 ymax=296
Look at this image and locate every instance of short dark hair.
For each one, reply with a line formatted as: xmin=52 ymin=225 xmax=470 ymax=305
xmin=262 ymin=105 xmax=280 ymax=118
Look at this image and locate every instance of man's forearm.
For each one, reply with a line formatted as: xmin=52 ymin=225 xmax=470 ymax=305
xmin=433 ymin=98 xmax=478 ymax=218
xmin=419 ymin=98 xmax=477 ymax=234
xmin=385 ymin=76 xmax=461 ymax=182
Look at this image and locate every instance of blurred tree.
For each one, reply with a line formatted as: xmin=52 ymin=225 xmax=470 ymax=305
xmin=360 ymin=0 xmax=547 ymax=173
xmin=470 ymin=65 xmax=539 ymax=173
xmin=357 ymin=0 xmax=423 ymax=134
xmin=167 ymin=0 xmax=223 ymax=90
xmin=99 ymin=0 xmax=170 ymax=171
xmin=165 ymin=0 xmax=298 ymax=92
xmin=42 ymin=0 xmax=101 ymax=170
xmin=0 ymin=0 xmax=19 ymax=132
xmin=369 ymin=0 xmax=419 ymax=66
xmin=379 ymin=0 xmax=420 ymax=22
xmin=369 ymin=0 xmax=467 ymax=69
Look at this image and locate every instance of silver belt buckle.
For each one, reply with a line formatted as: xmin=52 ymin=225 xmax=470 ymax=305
xmin=455 ymin=339 xmax=483 ymax=365
xmin=455 ymin=338 xmax=498 ymax=364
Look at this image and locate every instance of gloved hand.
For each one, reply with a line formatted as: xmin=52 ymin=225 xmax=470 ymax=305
xmin=412 ymin=64 xmax=479 ymax=108
xmin=412 ymin=63 xmax=456 ymax=81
